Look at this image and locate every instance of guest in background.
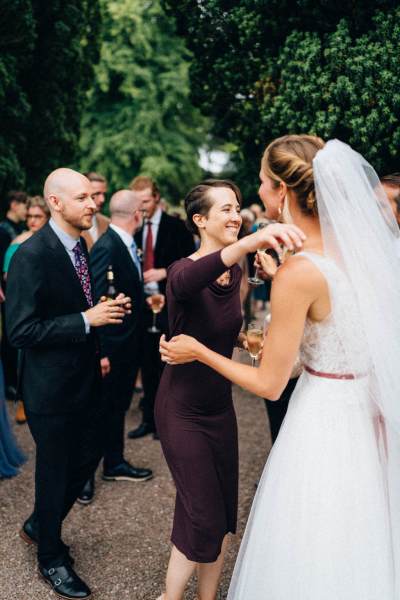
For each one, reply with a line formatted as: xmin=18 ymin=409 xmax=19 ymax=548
xmin=0 ymin=190 xmax=28 ymax=400
xmin=3 ymin=195 xmax=50 ymax=424
xmin=0 ymin=190 xmax=28 ymax=268
xmin=0 ymin=357 xmax=26 ymax=479
xmin=249 ymin=202 xmax=263 ymax=222
xmin=78 ymin=190 xmax=153 ymax=505
xmin=81 ymin=171 xmax=110 ymax=250
xmin=380 ymin=173 xmax=400 ymax=225
xmin=3 ymin=196 xmax=50 ymax=277
xmin=6 ymin=168 xmax=131 ymax=600
xmin=127 ymin=176 xmax=195 ymax=440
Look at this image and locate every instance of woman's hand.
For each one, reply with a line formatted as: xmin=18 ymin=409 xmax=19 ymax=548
xmin=248 ymin=223 xmax=305 ymax=254
xmin=159 ymin=334 xmax=203 ymax=365
xmin=255 ymin=251 xmax=279 ymax=280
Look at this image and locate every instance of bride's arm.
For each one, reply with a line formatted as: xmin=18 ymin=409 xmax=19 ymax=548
xmin=160 ymin=258 xmax=320 ymax=400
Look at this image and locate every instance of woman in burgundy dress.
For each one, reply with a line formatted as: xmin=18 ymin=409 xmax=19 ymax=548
xmin=155 ymin=180 xmax=305 ymax=600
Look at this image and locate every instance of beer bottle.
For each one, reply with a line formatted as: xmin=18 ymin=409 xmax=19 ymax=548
xmin=106 ymin=265 xmax=117 ymax=300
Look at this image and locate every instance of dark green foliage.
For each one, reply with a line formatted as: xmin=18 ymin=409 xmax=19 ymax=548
xmin=165 ymin=1 xmax=400 ymax=198
xmin=21 ymin=1 xmax=101 ymax=190
xmin=0 ymin=1 xmax=35 ymax=197
xmin=79 ymin=0 xmax=205 ymax=202
xmin=0 ymin=0 xmax=100 ymax=206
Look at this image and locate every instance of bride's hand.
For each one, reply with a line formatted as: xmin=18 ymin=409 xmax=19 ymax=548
xmin=249 ymin=223 xmax=305 ymax=254
xmin=255 ymin=251 xmax=279 ymax=279
xmin=159 ymin=334 xmax=202 ymax=365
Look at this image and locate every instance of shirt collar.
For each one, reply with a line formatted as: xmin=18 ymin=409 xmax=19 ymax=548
xmin=147 ymin=207 xmax=162 ymax=226
xmin=49 ymin=218 xmax=80 ymax=251
xmin=110 ymin=223 xmax=134 ymax=248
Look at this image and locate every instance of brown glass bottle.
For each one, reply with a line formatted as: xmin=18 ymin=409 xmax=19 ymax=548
xmin=106 ymin=265 xmax=117 ymax=300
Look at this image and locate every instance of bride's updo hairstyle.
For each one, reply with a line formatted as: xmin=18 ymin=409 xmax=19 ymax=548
xmin=184 ymin=179 xmax=242 ymax=235
xmin=261 ymin=134 xmax=325 ymax=216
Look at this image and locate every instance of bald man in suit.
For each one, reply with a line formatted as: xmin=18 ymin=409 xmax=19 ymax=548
xmin=6 ymin=168 xmax=131 ymax=599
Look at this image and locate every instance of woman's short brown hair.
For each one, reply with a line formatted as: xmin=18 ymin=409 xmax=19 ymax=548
xmin=184 ymin=179 xmax=242 ymax=235
xmin=261 ymin=134 xmax=325 ymax=216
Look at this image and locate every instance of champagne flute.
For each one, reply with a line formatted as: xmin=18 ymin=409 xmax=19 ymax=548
xmin=246 ymin=325 xmax=264 ymax=367
xmin=148 ymin=294 xmax=164 ymax=333
xmin=248 ymin=222 xmax=268 ymax=286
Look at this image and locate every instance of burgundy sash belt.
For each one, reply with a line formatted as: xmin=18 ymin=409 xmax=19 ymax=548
xmin=304 ymin=365 xmax=359 ymax=380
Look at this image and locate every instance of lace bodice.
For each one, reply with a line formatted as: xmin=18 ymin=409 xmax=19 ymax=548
xmin=298 ymin=252 xmax=369 ymax=374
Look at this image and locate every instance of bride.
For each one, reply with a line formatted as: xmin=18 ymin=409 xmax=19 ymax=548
xmin=160 ymin=134 xmax=400 ymax=599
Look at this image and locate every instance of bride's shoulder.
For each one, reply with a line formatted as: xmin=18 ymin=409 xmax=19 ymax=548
xmin=273 ymin=254 xmax=326 ymax=295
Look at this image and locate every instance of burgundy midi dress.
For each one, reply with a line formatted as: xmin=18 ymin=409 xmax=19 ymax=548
xmin=155 ymin=250 xmax=243 ymax=562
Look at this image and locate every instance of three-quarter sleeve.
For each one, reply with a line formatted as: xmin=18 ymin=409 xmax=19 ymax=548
xmin=168 ymin=251 xmax=228 ymax=301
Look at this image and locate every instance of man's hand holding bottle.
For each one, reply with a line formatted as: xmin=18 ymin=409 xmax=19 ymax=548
xmin=85 ymin=293 xmax=132 ymax=327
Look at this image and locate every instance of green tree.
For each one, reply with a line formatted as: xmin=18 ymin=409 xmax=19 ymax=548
xmin=165 ymin=1 xmax=400 ymax=198
xmin=0 ymin=0 xmax=100 ymax=204
xmin=22 ymin=0 xmax=101 ymax=191
xmin=0 ymin=1 xmax=35 ymax=199
xmin=79 ymin=0 xmax=205 ymax=201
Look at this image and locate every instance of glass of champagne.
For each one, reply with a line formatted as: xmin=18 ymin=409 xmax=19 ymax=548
xmin=248 ymin=222 xmax=268 ymax=286
xmin=148 ymin=294 xmax=164 ymax=333
xmin=246 ymin=324 xmax=264 ymax=367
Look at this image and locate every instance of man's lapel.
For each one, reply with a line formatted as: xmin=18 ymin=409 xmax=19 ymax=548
xmin=42 ymin=223 xmax=91 ymax=308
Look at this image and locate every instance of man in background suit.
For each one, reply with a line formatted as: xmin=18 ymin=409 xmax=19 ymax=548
xmin=127 ymin=176 xmax=195 ymax=439
xmin=81 ymin=172 xmax=110 ymax=250
xmin=6 ymin=168 xmax=131 ymax=600
xmin=78 ymin=190 xmax=153 ymax=505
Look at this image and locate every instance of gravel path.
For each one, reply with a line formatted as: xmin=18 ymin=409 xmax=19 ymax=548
xmin=0 ymin=352 xmax=271 ymax=600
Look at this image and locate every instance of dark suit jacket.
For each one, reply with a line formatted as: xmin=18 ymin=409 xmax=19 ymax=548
xmin=5 ymin=223 xmax=100 ymax=415
xmin=90 ymin=227 xmax=143 ymax=363
xmin=135 ymin=212 xmax=195 ymax=295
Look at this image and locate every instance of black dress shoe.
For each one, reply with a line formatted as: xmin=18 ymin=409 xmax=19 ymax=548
xmin=77 ymin=476 xmax=95 ymax=505
xmin=39 ymin=564 xmax=91 ymax=599
xmin=102 ymin=460 xmax=153 ymax=482
xmin=127 ymin=422 xmax=155 ymax=439
xmin=20 ymin=519 xmax=75 ymax=565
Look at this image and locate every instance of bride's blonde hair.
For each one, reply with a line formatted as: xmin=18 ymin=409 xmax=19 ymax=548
xmin=261 ymin=134 xmax=325 ymax=216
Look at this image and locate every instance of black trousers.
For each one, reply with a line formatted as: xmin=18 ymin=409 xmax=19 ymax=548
xmin=26 ymin=400 xmax=105 ymax=568
xmin=264 ymin=377 xmax=299 ymax=444
xmin=140 ymin=303 xmax=166 ymax=428
xmin=103 ymin=359 xmax=138 ymax=469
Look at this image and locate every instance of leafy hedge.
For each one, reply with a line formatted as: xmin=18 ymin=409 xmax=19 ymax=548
xmin=165 ymin=1 xmax=400 ymax=198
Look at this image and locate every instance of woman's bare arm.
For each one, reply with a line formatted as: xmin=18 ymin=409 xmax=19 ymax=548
xmin=160 ymin=257 xmax=325 ymax=400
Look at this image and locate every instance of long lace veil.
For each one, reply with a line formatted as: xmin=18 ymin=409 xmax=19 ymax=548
xmin=313 ymin=139 xmax=400 ymax=434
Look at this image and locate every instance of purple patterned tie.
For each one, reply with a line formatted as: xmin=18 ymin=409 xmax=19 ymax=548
xmin=73 ymin=242 xmax=93 ymax=307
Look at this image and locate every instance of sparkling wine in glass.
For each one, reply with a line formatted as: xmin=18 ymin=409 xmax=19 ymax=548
xmin=248 ymin=222 xmax=268 ymax=287
xmin=148 ymin=294 xmax=164 ymax=333
xmin=246 ymin=326 xmax=264 ymax=366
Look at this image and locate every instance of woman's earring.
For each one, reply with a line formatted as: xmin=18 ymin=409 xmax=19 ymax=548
xmin=278 ymin=206 xmax=282 ymax=217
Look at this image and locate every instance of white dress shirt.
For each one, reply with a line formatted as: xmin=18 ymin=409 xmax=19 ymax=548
xmin=87 ymin=214 xmax=99 ymax=243
xmin=109 ymin=223 xmax=141 ymax=277
xmin=142 ymin=207 xmax=162 ymax=294
xmin=49 ymin=218 xmax=91 ymax=333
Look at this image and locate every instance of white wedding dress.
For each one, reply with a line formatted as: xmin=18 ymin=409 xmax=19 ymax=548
xmin=228 ymin=251 xmax=399 ymax=600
